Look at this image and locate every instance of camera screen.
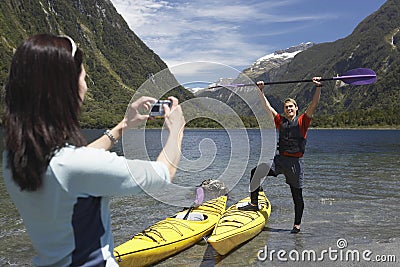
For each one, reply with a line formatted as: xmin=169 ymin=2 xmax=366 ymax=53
xmin=151 ymin=105 xmax=160 ymax=112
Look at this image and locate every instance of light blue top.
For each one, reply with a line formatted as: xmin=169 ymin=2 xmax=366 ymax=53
xmin=3 ymin=145 xmax=170 ymax=266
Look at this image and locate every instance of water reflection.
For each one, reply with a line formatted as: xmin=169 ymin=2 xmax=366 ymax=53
xmin=0 ymin=129 xmax=399 ymax=266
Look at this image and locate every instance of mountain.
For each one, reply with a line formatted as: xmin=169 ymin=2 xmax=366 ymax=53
xmin=194 ymin=42 xmax=313 ymax=95
xmin=241 ymin=42 xmax=315 ymax=83
xmin=193 ymin=43 xmax=314 ymax=114
xmin=0 ymin=0 xmax=193 ymax=128
xmin=1 ymin=0 xmax=398 ymax=129
xmin=257 ymin=0 xmax=400 ymax=127
xmin=198 ymin=0 xmax=399 ymax=128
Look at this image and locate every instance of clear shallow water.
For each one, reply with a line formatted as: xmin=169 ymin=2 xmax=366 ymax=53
xmin=1 ymin=129 xmax=399 ymax=266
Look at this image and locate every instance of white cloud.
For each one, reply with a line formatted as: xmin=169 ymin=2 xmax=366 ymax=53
xmin=111 ymin=0 xmax=290 ymax=68
xmin=110 ymin=0 xmax=381 ymax=78
xmin=111 ymin=0 xmax=171 ymax=28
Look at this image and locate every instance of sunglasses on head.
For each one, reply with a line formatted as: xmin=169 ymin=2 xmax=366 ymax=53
xmin=59 ymin=35 xmax=77 ymax=57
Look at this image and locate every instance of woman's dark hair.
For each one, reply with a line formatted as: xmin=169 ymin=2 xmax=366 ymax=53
xmin=4 ymin=33 xmax=87 ymax=191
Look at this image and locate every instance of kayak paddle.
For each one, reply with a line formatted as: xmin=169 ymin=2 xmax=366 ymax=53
xmin=182 ymin=187 xmax=205 ymax=220
xmin=207 ymin=68 xmax=377 ymax=89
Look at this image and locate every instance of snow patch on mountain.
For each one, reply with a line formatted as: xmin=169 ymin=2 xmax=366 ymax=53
xmin=189 ymin=42 xmax=315 ymax=94
xmin=246 ymin=42 xmax=315 ymax=73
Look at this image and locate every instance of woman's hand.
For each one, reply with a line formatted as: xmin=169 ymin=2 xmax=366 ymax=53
xmin=163 ymin=96 xmax=185 ymax=134
xmin=124 ymin=96 xmax=157 ymax=129
xmin=87 ymin=96 xmax=156 ymax=150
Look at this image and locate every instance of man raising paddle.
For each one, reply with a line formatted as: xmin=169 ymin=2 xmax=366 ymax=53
xmin=238 ymin=77 xmax=322 ymax=234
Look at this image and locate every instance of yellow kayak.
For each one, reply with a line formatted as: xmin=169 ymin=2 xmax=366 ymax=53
xmin=207 ymin=191 xmax=271 ymax=255
xmin=114 ymin=196 xmax=227 ymax=267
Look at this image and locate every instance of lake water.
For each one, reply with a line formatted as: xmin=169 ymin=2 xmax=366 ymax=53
xmin=1 ymin=129 xmax=399 ymax=266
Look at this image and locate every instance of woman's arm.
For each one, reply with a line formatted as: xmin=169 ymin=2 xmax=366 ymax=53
xmin=156 ymin=96 xmax=185 ymax=181
xmin=87 ymin=96 xmax=156 ymax=150
xmin=87 ymin=122 xmax=124 ymax=150
xmin=88 ymin=96 xmax=185 ymax=181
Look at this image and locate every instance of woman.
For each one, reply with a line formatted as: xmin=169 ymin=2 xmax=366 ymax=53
xmin=3 ymin=33 xmax=185 ymax=266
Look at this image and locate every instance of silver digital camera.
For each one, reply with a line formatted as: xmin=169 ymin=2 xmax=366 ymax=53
xmin=150 ymin=100 xmax=172 ymax=117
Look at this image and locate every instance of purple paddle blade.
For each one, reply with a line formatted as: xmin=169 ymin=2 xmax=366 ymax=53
xmin=194 ymin=187 xmax=204 ymax=206
xmin=333 ymin=68 xmax=377 ymax=85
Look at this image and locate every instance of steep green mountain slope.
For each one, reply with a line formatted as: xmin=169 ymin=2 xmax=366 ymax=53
xmin=0 ymin=0 xmax=193 ymax=128
xmin=264 ymin=0 xmax=399 ymax=127
xmin=1 ymin=0 xmax=398 ymax=128
xmin=198 ymin=0 xmax=399 ymax=128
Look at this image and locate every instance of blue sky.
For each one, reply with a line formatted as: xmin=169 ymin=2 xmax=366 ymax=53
xmin=110 ymin=0 xmax=386 ymax=80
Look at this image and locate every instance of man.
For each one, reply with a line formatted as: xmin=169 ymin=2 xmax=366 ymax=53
xmin=238 ymin=77 xmax=322 ymax=234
